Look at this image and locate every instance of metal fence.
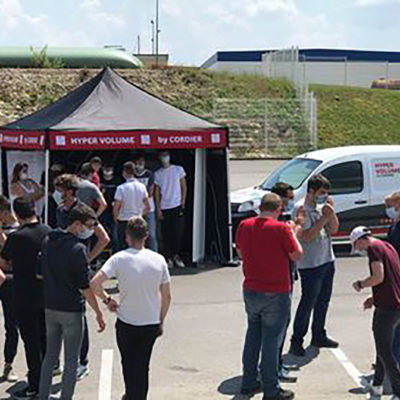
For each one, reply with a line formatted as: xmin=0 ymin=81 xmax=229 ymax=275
xmin=213 ymin=97 xmax=317 ymax=158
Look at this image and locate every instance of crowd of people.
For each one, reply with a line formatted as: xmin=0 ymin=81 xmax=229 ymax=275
xmin=0 ymin=150 xmax=182 ymax=399
xmin=236 ymin=175 xmax=400 ymax=400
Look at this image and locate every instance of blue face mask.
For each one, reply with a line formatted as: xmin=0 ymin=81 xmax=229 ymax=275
xmin=316 ymin=195 xmax=328 ymax=205
xmin=285 ymin=199 xmax=295 ymax=212
xmin=386 ymin=207 xmax=398 ymax=220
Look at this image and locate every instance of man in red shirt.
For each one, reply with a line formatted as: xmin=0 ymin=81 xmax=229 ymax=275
xmin=351 ymin=226 xmax=400 ymax=400
xmin=236 ymin=193 xmax=303 ymax=400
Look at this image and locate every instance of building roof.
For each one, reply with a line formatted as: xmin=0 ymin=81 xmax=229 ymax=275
xmin=201 ymin=48 xmax=400 ymax=68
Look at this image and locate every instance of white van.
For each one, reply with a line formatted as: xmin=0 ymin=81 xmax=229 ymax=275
xmin=231 ymin=145 xmax=400 ymax=243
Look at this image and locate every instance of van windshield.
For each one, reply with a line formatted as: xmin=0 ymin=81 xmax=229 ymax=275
xmin=261 ymin=158 xmax=322 ymax=190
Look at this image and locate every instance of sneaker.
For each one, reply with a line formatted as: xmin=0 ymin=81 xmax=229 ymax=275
xmin=263 ymin=388 xmax=295 ymax=400
xmin=53 ymin=365 xmax=63 ymax=377
xmin=173 ymin=255 xmax=186 ymax=269
xmin=279 ymin=366 xmax=297 ymax=383
xmin=289 ymin=340 xmax=306 ymax=357
xmin=167 ymin=259 xmax=174 ymax=270
xmin=367 ymin=385 xmax=383 ymax=400
xmin=3 ymin=364 xmax=18 ymax=382
xmin=240 ymin=380 xmax=262 ymax=395
xmin=76 ymin=364 xmax=90 ymax=381
xmin=311 ymin=337 xmax=339 ymax=349
xmin=12 ymin=387 xmax=38 ymax=399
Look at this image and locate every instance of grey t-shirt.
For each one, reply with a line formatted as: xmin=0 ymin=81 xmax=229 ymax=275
xmin=77 ymin=179 xmax=101 ymax=209
xmin=292 ymin=202 xmax=335 ymax=269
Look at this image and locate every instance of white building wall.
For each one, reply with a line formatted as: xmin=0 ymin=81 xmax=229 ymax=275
xmin=207 ymin=60 xmax=400 ymax=88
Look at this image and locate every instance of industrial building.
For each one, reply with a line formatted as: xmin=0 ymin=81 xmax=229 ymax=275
xmin=201 ymin=48 xmax=400 ymax=88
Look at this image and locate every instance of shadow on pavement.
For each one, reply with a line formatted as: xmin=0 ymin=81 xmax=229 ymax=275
xmin=217 ymin=375 xmax=259 ymax=399
xmin=282 ymin=346 xmax=320 ymax=368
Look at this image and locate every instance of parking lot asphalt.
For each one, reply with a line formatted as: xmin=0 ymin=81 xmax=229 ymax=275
xmin=0 ymin=160 xmax=386 ymax=399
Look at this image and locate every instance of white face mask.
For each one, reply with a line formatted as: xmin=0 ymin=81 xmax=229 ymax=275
xmin=386 ymin=206 xmax=398 ymax=220
xmin=77 ymin=227 xmax=95 ymax=240
xmin=20 ymin=172 xmax=28 ymax=181
xmin=135 ymin=164 xmax=145 ymax=174
xmin=285 ymin=199 xmax=295 ymax=212
xmin=356 ymin=249 xmax=368 ymax=257
xmin=53 ymin=190 xmax=63 ymax=205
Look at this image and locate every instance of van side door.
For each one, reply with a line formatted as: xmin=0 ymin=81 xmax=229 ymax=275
xmin=319 ymin=159 xmax=370 ymax=239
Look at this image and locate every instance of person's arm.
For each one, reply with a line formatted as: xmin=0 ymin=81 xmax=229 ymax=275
xmin=96 ymin=192 xmax=107 ymax=218
xmin=159 ymin=282 xmax=171 ymax=336
xmin=300 ymin=215 xmax=329 ymax=243
xmin=113 ymin=200 xmax=122 ymax=223
xmin=288 ymin=235 xmax=303 ymax=262
xmin=90 ymin=270 xmax=119 ymax=312
xmin=81 ymin=288 xmax=106 ymax=332
xmin=353 ymin=261 xmax=384 ymax=292
xmin=30 ymin=180 xmax=45 ymax=201
xmin=10 ymin=182 xmax=24 ymax=197
xmin=324 ymin=203 xmax=339 ymax=235
xmin=0 ymin=257 xmax=12 ymax=273
xmin=88 ymin=223 xmax=110 ymax=263
xmin=142 ymin=197 xmax=150 ymax=216
xmin=0 ymin=268 xmax=6 ymax=286
xmin=180 ymin=177 xmax=187 ymax=209
xmin=154 ymin=184 xmax=163 ymax=220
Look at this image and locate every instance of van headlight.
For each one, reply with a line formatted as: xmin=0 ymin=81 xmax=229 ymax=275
xmin=238 ymin=201 xmax=256 ymax=213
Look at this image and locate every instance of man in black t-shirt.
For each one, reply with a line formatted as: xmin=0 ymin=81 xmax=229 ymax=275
xmin=38 ymin=203 xmax=105 ymax=400
xmin=100 ymin=165 xmax=120 ymax=254
xmin=0 ymin=197 xmax=51 ymax=399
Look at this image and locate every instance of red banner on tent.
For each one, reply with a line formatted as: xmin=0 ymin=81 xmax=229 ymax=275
xmin=49 ymin=130 xmax=227 ymax=150
xmin=0 ymin=130 xmax=45 ymax=150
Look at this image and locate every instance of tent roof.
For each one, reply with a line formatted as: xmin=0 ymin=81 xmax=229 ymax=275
xmin=2 ymin=67 xmax=220 ymax=132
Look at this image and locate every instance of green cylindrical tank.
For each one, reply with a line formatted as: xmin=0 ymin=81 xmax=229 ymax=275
xmin=0 ymin=46 xmax=142 ymax=68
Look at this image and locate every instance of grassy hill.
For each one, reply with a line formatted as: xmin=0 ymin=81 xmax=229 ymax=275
xmin=312 ymin=84 xmax=400 ymax=149
xmin=0 ymin=67 xmax=400 ymax=157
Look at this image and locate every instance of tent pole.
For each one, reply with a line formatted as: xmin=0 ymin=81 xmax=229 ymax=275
xmin=225 ymin=147 xmax=236 ymax=265
xmin=44 ymin=149 xmax=50 ymax=225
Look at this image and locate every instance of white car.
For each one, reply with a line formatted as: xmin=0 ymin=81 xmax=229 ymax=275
xmin=231 ymin=145 xmax=400 ymax=243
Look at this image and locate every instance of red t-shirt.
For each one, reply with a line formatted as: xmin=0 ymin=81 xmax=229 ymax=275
xmin=368 ymin=239 xmax=400 ymax=310
xmin=236 ymin=217 xmax=299 ymax=293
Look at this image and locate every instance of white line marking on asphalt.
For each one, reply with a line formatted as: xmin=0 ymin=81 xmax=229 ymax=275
xmin=330 ymin=348 xmax=368 ymax=399
xmin=98 ymin=349 xmax=114 ymax=400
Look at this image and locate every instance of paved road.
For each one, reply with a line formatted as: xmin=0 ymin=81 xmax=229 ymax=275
xmin=0 ymin=160 xmax=385 ymax=399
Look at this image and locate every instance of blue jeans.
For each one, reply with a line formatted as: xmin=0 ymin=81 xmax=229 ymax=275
xmin=100 ymin=211 xmax=119 ymax=254
xmin=146 ymin=212 xmax=158 ymax=252
xmin=393 ymin=325 xmax=400 ymax=365
xmin=292 ymin=261 xmax=335 ymax=345
xmin=242 ymin=289 xmax=291 ymax=397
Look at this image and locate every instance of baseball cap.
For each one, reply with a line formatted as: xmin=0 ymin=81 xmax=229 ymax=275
xmin=350 ymin=226 xmax=371 ymax=253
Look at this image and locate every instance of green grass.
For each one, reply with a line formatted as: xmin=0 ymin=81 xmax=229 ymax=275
xmin=312 ymin=84 xmax=400 ymax=148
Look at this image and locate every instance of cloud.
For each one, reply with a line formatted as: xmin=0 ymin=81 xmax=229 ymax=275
xmin=354 ymin=0 xmax=400 ymax=5
xmin=79 ymin=0 xmax=126 ymax=29
xmin=0 ymin=0 xmax=48 ymax=29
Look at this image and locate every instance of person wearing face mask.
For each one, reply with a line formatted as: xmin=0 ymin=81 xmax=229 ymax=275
xmin=154 ymin=151 xmax=187 ymax=269
xmin=0 ymin=196 xmax=20 ymax=384
xmin=0 ymin=197 xmax=51 ymax=400
xmin=10 ymin=163 xmax=45 ymax=219
xmin=289 ymin=174 xmax=340 ymax=357
xmin=54 ymin=174 xmax=110 ymax=381
xmin=100 ymin=165 xmax=120 ymax=254
xmin=236 ymin=193 xmax=303 ymax=400
xmin=38 ymin=204 xmax=106 ymax=400
xmin=351 ymin=227 xmax=400 ymax=400
xmin=133 ymin=152 xmax=158 ymax=252
xmin=114 ymin=162 xmax=150 ymax=251
xmin=271 ymin=182 xmax=296 ymax=219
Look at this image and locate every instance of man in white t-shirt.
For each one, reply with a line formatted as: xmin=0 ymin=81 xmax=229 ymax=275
xmin=154 ymin=151 xmax=187 ymax=269
xmin=114 ymin=162 xmax=150 ymax=251
xmin=90 ymin=216 xmax=171 ymax=400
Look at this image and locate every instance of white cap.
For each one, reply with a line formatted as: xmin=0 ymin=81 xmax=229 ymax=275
xmin=350 ymin=226 xmax=371 ymax=253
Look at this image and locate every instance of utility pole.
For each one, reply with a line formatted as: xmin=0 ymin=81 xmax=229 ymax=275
xmin=155 ymin=0 xmax=160 ymax=66
xmin=150 ymin=20 xmax=155 ymax=55
xmin=137 ymin=35 xmax=141 ymax=55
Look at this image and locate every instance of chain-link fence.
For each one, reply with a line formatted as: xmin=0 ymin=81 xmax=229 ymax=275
xmin=213 ymin=97 xmax=317 ymax=158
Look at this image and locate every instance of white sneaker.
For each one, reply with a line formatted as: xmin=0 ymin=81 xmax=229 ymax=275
xmin=368 ymin=385 xmax=383 ymax=399
xmin=2 ymin=364 xmax=18 ymax=382
xmin=76 ymin=364 xmax=90 ymax=381
xmin=173 ymin=255 xmax=186 ymax=269
xmin=167 ymin=259 xmax=174 ymax=270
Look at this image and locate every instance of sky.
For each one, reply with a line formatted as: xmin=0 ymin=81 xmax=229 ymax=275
xmin=0 ymin=0 xmax=399 ymax=66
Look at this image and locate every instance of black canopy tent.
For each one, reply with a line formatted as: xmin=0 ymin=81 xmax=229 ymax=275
xmin=0 ymin=67 xmax=233 ymax=265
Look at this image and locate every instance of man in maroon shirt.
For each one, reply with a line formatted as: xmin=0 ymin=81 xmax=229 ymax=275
xmin=351 ymin=226 xmax=400 ymax=400
xmin=236 ymin=193 xmax=303 ymax=400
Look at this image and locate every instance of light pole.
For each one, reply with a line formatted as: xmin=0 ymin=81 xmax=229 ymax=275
xmin=150 ymin=20 xmax=155 ymax=55
xmin=155 ymin=0 xmax=160 ymax=66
